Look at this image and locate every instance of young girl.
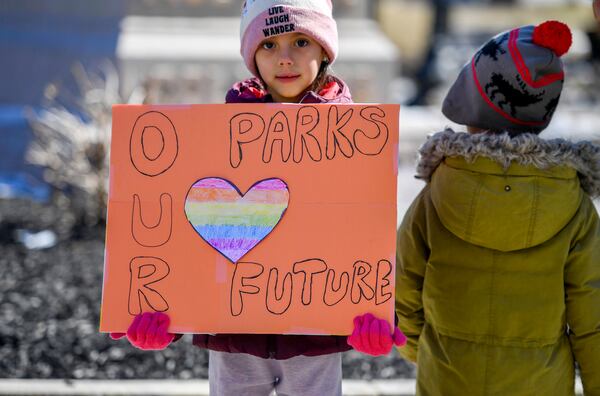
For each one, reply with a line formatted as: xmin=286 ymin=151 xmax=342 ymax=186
xmin=111 ymin=1 xmax=405 ymax=395
xmin=396 ymin=21 xmax=600 ymax=395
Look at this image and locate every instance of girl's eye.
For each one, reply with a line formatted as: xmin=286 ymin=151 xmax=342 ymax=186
xmin=262 ymin=41 xmax=275 ymax=50
xmin=296 ymin=39 xmax=309 ymax=48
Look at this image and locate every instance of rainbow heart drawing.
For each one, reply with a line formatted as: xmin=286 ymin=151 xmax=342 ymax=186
xmin=184 ymin=177 xmax=289 ymax=263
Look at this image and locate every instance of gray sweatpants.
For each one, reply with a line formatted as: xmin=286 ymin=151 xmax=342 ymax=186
xmin=209 ymin=350 xmax=342 ymax=396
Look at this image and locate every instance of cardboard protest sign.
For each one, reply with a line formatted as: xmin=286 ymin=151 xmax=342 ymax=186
xmin=100 ymin=103 xmax=399 ymax=335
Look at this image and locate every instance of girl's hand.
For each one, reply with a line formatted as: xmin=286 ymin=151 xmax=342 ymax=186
xmin=109 ymin=312 xmax=175 ymax=350
xmin=347 ymin=313 xmax=407 ymax=356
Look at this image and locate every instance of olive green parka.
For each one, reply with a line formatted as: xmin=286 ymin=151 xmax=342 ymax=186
xmin=396 ymin=130 xmax=600 ymax=395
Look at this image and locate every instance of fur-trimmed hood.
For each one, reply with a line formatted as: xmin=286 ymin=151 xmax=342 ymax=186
xmin=416 ymin=129 xmax=600 ymax=198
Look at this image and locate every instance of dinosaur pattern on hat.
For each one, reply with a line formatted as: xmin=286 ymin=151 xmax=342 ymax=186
xmin=484 ymin=73 xmax=545 ymax=118
xmin=475 ymin=33 xmax=508 ymax=65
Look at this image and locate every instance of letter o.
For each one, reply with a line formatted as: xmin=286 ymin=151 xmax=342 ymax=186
xmin=130 ymin=111 xmax=179 ymax=176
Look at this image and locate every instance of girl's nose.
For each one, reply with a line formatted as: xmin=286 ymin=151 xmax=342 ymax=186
xmin=279 ymin=58 xmax=292 ymax=66
xmin=278 ymin=50 xmax=293 ymax=66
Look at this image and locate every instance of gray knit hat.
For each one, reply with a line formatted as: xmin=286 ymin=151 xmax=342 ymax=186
xmin=442 ymin=21 xmax=572 ymax=134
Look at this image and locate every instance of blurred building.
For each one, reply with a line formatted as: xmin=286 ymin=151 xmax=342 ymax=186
xmin=0 ymin=0 xmax=124 ymax=200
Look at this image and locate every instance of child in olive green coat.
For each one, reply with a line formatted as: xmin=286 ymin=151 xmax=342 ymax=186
xmin=396 ymin=21 xmax=600 ymax=395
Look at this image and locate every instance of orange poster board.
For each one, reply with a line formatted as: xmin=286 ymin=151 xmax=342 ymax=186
xmin=100 ymin=103 xmax=399 ymax=335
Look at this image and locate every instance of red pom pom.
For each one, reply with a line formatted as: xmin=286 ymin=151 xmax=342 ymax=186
xmin=532 ymin=20 xmax=572 ymax=57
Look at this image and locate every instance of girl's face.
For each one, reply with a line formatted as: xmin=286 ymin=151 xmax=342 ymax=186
xmin=255 ymin=33 xmax=325 ymax=103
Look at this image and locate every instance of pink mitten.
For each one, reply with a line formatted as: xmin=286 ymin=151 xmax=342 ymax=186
xmin=109 ymin=312 xmax=175 ymax=350
xmin=110 ymin=332 xmax=126 ymax=340
xmin=347 ymin=313 xmax=407 ymax=356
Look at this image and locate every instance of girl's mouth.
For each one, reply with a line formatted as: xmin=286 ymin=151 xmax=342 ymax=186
xmin=276 ymin=74 xmax=300 ymax=83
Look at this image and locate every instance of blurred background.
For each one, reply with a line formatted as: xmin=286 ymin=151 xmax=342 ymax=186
xmin=0 ymin=0 xmax=598 ymax=389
